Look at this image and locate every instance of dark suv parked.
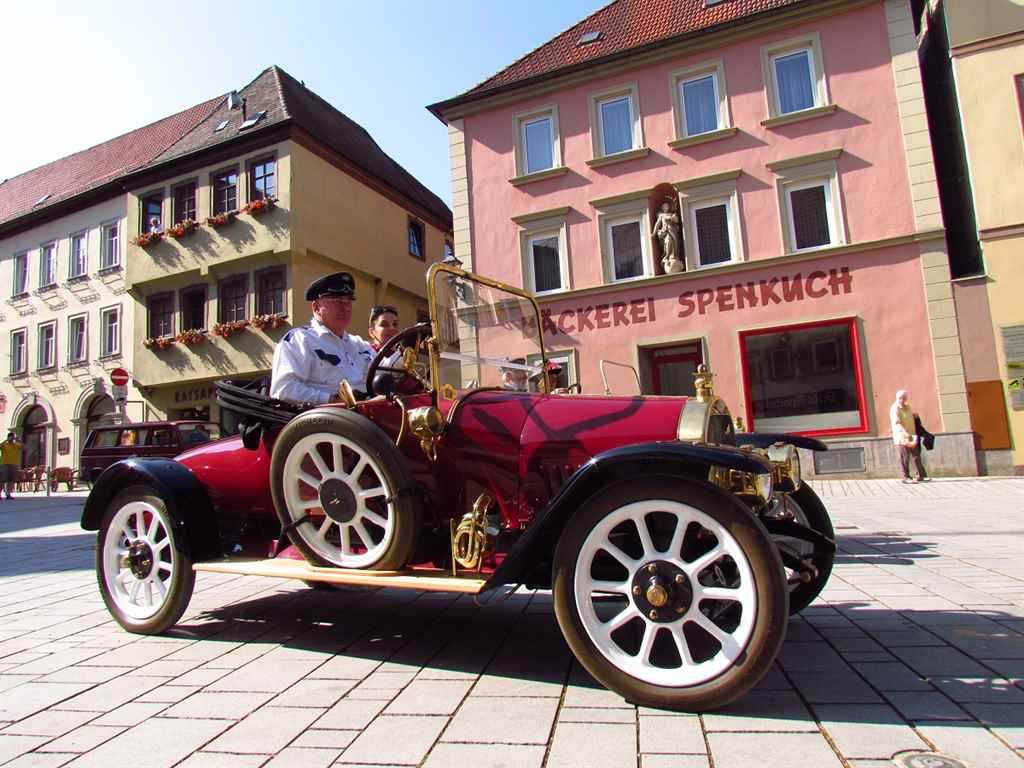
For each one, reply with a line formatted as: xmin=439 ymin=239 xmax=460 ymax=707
xmin=80 ymin=421 xmax=219 ymax=484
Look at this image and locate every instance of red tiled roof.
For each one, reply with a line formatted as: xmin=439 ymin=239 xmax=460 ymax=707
xmin=435 ymin=0 xmax=808 ymax=111
xmin=150 ymin=66 xmax=452 ymax=228
xmin=0 ymin=96 xmax=222 ymax=227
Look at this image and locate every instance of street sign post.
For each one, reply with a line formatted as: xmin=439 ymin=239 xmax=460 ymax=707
xmin=110 ymin=368 xmax=129 ymax=422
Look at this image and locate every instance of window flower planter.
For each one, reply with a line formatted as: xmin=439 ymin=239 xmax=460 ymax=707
xmin=143 ymin=336 xmax=176 ymax=350
xmin=212 ymin=320 xmax=249 ymax=338
xmin=250 ymin=313 xmax=289 ymax=330
xmin=166 ymin=219 xmax=199 ymax=239
xmin=133 ymin=231 xmax=163 ymax=247
xmin=205 ymin=211 xmax=237 ymax=228
xmin=243 ymin=197 xmax=277 ymax=216
xmin=176 ymin=328 xmax=206 ymax=346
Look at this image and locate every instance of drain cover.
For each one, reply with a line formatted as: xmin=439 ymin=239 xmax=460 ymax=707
xmin=894 ymin=753 xmax=969 ymax=768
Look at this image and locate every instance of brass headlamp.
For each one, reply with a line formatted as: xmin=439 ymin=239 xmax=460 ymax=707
xmin=767 ymin=442 xmax=801 ymax=492
xmin=408 ymin=405 xmax=445 ymax=461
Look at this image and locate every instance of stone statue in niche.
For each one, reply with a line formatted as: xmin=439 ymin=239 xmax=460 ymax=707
xmin=652 ymin=199 xmax=684 ymax=274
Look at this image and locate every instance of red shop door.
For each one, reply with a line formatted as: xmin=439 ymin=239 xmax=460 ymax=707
xmin=648 ymin=343 xmax=703 ymax=396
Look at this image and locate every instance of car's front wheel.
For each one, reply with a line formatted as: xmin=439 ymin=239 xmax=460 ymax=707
xmin=97 ymin=485 xmax=195 ymax=634
xmin=776 ymin=484 xmax=835 ymax=615
xmin=553 ymin=477 xmax=788 ymax=711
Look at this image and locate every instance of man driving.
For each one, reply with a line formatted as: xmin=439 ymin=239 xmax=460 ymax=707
xmin=270 ymin=271 xmax=375 ymax=404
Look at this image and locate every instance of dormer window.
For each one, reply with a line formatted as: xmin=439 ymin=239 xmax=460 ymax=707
xmin=239 ymin=111 xmax=267 ymax=130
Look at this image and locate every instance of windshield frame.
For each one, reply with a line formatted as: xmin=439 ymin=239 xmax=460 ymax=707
xmin=425 ymin=262 xmax=549 ymax=403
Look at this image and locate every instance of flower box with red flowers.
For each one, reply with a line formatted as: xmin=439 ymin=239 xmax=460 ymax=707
xmin=143 ymin=336 xmax=176 ymax=350
xmin=133 ymin=231 xmax=163 ymax=247
xmin=243 ymin=197 xmax=277 ymax=216
xmin=212 ymin=320 xmax=249 ymax=338
xmin=176 ymin=329 xmax=206 ymax=346
xmin=166 ymin=219 xmax=199 ymax=239
xmin=250 ymin=313 xmax=289 ymax=331
xmin=205 ymin=211 xmax=237 ymax=228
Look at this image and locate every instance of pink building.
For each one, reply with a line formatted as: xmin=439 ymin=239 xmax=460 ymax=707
xmin=430 ymin=0 xmax=980 ymax=477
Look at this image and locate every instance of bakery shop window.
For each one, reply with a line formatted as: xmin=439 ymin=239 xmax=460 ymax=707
xmin=739 ymin=317 xmax=867 ymax=436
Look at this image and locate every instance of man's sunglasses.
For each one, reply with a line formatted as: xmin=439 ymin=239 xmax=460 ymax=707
xmin=370 ymin=305 xmax=399 ymax=321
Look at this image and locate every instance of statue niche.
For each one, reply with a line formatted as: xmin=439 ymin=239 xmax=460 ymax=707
xmin=651 ymin=197 xmax=684 ymax=274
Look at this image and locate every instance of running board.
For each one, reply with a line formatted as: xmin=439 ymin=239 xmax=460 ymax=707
xmin=193 ymin=558 xmax=487 ymax=594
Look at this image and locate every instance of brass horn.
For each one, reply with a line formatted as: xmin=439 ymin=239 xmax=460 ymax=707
xmin=450 ymin=493 xmax=497 ymax=574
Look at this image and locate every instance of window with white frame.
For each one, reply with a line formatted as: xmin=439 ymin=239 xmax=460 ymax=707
xmin=772 ymin=49 xmax=815 ymax=114
xmin=68 ymin=315 xmax=87 ymax=364
xmin=599 ymin=96 xmax=634 ymax=155
xmin=690 ymin=199 xmax=736 ymax=266
xmin=681 ymin=74 xmax=720 ymax=135
xmin=70 ymin=233 xmax=87 ymax=278
xmin=515 ymin=210 xmax=570 ymax=295
xmin=528 ymin=233 xmax=562 ymax=293
xmin=39 ymin=243 xmax=57 ymax=288
xmin=100 ymin=306 xmax=120 ymax=356
xmin=101 ymin=222 xmax=120 ymax=268
xmin=762 ymin=34 xmax=828 ymax=120
xmin=10 ymin=329 xmax=26 ymax=374
xmin=594 ymin=194 xmax=652 ymax=284
xmin=522 ymin=115 xmax=554 ymax=174
xmin=785 ymin=179 xmax=836 ymax=251
xmin=38 ymin=321 xmax=56 ymax=370
xmin=12 ymin=252 xmax=28 ymax=296
xmin=677 ymin=170 xmax=743 ymax=270
xmin=768 ymin=150 xmax=844 ymax=253
xmin=590 ymin=84 xmax=642 ymax=159
xmin=608 ymin=217 xmax=645 ymax=281
xmin=672 ymin=60 xmax=729 ymax=139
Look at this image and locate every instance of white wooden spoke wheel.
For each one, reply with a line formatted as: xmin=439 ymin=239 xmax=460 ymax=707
xmin=97 ymin=486 xmax=194 ymax=635
xmin=101 ymin=500 xmax=176 ymax=620
xmin=553 ymin=478 xmax=787 ymax=710
xmin=281 ymin=433 xmax=396 ymax=568
xmin=573 ymin=499 xmax=757 ymax=687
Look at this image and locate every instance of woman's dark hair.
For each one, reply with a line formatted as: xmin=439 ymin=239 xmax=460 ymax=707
xmin=369 ymin=305 xmax=399 ymax=322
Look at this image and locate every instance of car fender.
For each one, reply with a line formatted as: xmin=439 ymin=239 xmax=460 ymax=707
xmin=734 ymin=432 xmax=828 ymax=452
xmin=485 ymin=441 xmax=772 ymax=590
xmin=80 ymin=458 xmax=220 ymax=561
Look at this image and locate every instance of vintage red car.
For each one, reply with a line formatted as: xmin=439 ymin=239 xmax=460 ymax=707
xmin=82 ymin=263 xmax=835 ymax=711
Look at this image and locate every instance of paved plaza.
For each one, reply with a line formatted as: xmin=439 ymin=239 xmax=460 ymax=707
xmin=1 ymin=478 xmax=1023 ymax=767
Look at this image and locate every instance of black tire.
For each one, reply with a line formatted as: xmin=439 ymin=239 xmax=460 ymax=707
xmin=553 ymin=477 xmax=788 ymax=711
xmin=781 ymin=484 xmax=835 ymax=615
xmin=96 ymin=485 xmax=195 ymax=634
xmin=270 ymin=409 xmax=420 ymax=571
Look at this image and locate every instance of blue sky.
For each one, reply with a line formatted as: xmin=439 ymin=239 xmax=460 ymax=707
xmin=1 ymin=0 xmax=608 ymax=207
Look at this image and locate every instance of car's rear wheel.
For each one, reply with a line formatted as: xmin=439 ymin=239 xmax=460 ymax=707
xmin=270 ymin=410 xmax=420 ymax=570
xmin=777 ymin=484 xmax=835 ymax=615
xmin=553 ymin=477 xmax=788 ymax=711
xmin=97 ymin=485 xmax=194 ymax=634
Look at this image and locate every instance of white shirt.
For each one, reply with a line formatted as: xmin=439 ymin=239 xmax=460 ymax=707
xmin=270 ymin=318 xmax=375 ymax=404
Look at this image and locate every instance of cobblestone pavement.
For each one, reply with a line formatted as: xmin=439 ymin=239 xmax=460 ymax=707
xmin=1 ymin=478 xmax=1022 ymax=768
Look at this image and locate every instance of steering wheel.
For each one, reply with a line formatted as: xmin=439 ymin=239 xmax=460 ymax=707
xmin=365 ymin=322 xmax=432 ymax=397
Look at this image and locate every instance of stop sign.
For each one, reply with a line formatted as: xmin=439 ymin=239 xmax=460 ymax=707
xmin=110 ymin=368 xmax=130 ymax=387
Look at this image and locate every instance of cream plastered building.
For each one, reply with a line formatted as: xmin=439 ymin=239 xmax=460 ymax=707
xmin=125 ymin=67 xmax=452 ymax=424
xmin=917 ymin=0 xmax=1024 ymax=472
xmin=0 ymin=97 xmax=219 ymax=475
xmin=0 ymin=201 xmax=138 ymax=472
